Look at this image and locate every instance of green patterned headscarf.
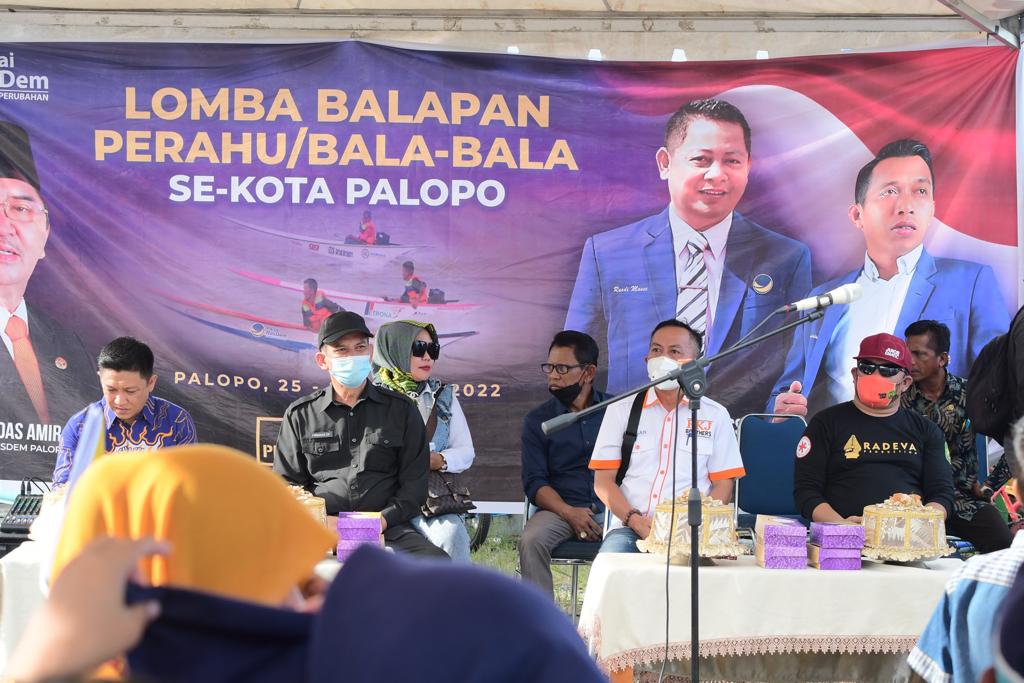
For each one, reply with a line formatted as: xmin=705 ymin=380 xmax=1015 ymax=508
xmin=372 ymin=320 xmax=439 ymax=396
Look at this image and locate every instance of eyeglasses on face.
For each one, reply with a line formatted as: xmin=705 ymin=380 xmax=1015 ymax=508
xmin=411 ymin=340 xmax=440 ymax=360
xmin=541 ymin=363 xmax=589 ymax=375
xmin=1 ymin=198 xmax=47 ymax=225
xmin=856 ymin=360 xmax=904 ymax=378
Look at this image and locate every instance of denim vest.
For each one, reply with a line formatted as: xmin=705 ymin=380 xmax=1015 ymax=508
xmin=427 ymin=381 xmax=454 ymax=452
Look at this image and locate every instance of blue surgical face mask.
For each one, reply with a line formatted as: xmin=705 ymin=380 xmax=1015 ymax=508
xmin=330 ymin=355 xmax=371 ymax=388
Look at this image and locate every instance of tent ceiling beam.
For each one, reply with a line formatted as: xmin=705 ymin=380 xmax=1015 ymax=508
xmin=936 ymin=0 xmax=1020 ymax=47
xmin=0 ymin=9 xmax=982 ymax=35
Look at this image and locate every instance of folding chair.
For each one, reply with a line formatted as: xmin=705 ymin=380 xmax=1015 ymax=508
xmin=522 ymin=498 xmax=600 ymax=624
xmin=734 ymin=413 xmax=807 ymax=530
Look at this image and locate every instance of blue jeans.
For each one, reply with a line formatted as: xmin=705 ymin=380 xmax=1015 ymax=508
xmin=409 ymin=513 xmax=471 ymax=563
xmin=599 ymin=527 xmax=642 ymax=554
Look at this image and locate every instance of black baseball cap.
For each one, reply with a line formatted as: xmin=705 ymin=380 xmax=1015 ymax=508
xmin=0 ymin=121 xmax=40 ymax=192
xmin=317 ymin=311 xmax=373 ymax=348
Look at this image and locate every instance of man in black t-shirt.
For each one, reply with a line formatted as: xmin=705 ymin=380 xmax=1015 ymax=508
xmin=793 ymin=332 xmax=954 ymax=523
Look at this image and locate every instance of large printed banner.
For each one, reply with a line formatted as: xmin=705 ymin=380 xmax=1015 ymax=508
xmin=0 ymin=42 xmax=1017 ymax=501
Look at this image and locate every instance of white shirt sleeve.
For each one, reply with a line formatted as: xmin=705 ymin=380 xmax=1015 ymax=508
xmin=440 ymin=393 xmax=475 ymax=474
xmin=708 ymin=406 xmax=745 ymax=482
xmin=589 ymin=398 xmax=629 ymax=472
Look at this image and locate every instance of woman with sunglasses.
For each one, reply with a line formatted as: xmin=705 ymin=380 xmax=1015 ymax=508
xmin=372 ymin=320 xmax=475 ymax=561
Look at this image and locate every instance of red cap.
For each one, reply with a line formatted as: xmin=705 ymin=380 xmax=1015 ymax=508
xmin=854 ymin=333 xmax=912 ymax=372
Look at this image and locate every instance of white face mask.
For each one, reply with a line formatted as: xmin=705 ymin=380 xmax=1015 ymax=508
xmin=647 ymin=355 xmax=682 ymax=390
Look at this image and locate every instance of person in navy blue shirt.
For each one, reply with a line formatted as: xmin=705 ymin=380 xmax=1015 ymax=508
xmin=519 ymin=330 xmax=608 ymax=597
xmin=53 ymin=337 xmax=197 ymax=484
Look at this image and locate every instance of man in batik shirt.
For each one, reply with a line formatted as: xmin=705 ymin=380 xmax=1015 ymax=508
xmin=903 ymin=320 xmax=1012 ymax=553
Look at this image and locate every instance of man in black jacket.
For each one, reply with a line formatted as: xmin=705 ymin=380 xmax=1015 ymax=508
xmin=274 ymin=311 xmax=447 ymax=558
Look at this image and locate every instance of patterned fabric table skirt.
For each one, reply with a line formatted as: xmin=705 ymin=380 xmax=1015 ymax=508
xmin=579 ymin=552 xmax=960 ymax=681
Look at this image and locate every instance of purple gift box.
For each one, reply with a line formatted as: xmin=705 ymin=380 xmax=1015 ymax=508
xmin=338 ymin=526 xmax=382 ymax=541
xmin=337 ymin=547 xmax=364 ymax=562
xmin=808 ymin=544 xmax=862 ymax=570
xmin=336 ymin=512 xmax=383 ymax=561
xmin=754 ymin=515 xmax=807 ymax=547
xmin=337 ymin=539 xmax=373 ymax=551
xmin=810 ymin=522 xmax=865 ymax=549
xmin=756 ymin=540 xmax=807 ymax=569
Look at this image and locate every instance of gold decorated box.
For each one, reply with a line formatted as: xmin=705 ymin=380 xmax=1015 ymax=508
xmin=861 ymin=493 xmax=953 ymax=561
xmin=637 ymin=492 xmax=746 ymax=563
xmin=288 ymin=485 xmax=329 ymax=530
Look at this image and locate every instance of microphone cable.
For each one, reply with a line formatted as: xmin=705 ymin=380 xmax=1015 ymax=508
xmin=656 ymin=386 xmax=682 ymax=683
xmin=731 ymin=306 xmax=797 ymax=350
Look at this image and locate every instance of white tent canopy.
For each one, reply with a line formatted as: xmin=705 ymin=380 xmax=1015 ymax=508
xmin=0 ymin=0 xmax=1020 ymax=59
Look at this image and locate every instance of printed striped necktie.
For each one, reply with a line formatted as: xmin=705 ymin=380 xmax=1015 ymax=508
xmin=676 ymin=235 xmax=709 ymax=334
xmin=5 ymin=314 xmax=50 ymax=423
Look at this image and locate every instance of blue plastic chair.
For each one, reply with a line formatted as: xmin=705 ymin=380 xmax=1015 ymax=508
xmin=734 ymin=413 xmax=807 ymax=530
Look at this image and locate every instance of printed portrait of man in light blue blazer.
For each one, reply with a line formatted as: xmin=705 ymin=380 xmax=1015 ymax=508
xmin=770 ymin=138 xmax=1009 ymax=419
xmin=565 ymin=99 xmax=811 ymax=418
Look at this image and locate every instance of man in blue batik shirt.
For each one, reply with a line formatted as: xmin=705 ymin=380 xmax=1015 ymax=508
xmin=519 ymin=331 xmax=608 ymax=598
xmin=53 ymin=336 xmax=197 ymax=484
xmin=908 ymin=417 xmax=1024 ymax=683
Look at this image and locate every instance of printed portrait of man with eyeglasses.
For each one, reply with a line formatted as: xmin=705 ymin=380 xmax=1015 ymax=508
xmin=0 ymin=121 xmax=95 ymax=440
xmin=792 ymin=333 xmax=954 ymax=525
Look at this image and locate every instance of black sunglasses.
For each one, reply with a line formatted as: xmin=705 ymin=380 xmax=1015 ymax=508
xmin=857 ymin=360 xmax=904 ymax=378
xmin=411 ymin=340 xmax=441 ymax=360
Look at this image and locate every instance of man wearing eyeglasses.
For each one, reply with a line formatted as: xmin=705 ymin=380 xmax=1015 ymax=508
xmin=793 ymin=333 xmax=954 ymax=524
xmin=519 ymin=331 xmax=608 ymax=596
xmin=0 ymin=121 xmax=95 ymax=442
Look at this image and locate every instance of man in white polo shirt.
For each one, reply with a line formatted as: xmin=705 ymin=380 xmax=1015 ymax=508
xmin=590 ymin=319 xmax=745 ymax=553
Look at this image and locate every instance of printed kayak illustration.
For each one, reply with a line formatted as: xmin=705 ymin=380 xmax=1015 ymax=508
xmin=157 ymin=291 xmax=478 ymax=352
xmin=223 ymin=216 xmax=424 ymax=263
xmin=229 ymin=269 xmax=481 ymax=324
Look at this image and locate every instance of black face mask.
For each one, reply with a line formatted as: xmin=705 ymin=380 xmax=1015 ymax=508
xmin=549 ymin=380 xmax=584 ymax=406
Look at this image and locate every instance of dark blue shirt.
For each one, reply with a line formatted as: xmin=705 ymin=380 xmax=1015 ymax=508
xmin=53 ymin=396 xmax=197 ymax=484
xmin=127 ymin=545 xmax=607 ymax=683
xmin=521 ymin=391 xmax=608 ymax=510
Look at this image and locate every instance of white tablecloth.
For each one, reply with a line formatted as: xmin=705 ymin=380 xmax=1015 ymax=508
xmin=579 ymin=552 xmax=960 ymax=676
xmin=0 ymin=541 xmax=46 ymax=674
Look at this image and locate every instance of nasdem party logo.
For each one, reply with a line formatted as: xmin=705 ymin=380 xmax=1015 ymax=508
xmin=0 ymin=52 xmax=50 ymax=102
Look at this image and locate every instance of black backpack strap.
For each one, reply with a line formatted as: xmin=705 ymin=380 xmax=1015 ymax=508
xmin=616 ymin=391 xmax=647 ymax=486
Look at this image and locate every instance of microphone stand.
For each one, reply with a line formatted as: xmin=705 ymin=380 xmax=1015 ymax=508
xmin=542 ymin=308 xmax=825 ymax=682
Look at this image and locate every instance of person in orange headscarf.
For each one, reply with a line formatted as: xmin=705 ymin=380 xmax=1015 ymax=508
xmin=13 ymin=446 xmax=607 ymax=683
xmin=52 ymin=443 xmax=337 ymax=606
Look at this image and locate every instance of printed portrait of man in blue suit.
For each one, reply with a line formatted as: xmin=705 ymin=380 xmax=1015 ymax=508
xmin=770 ymin=138 xmax=1009 ymax=418
xmin=565 ymin=98 xmax=811 ymax=417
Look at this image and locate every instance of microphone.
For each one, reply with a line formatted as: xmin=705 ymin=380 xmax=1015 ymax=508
xmin=781 ymin=283 xmax=862 ymax=313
